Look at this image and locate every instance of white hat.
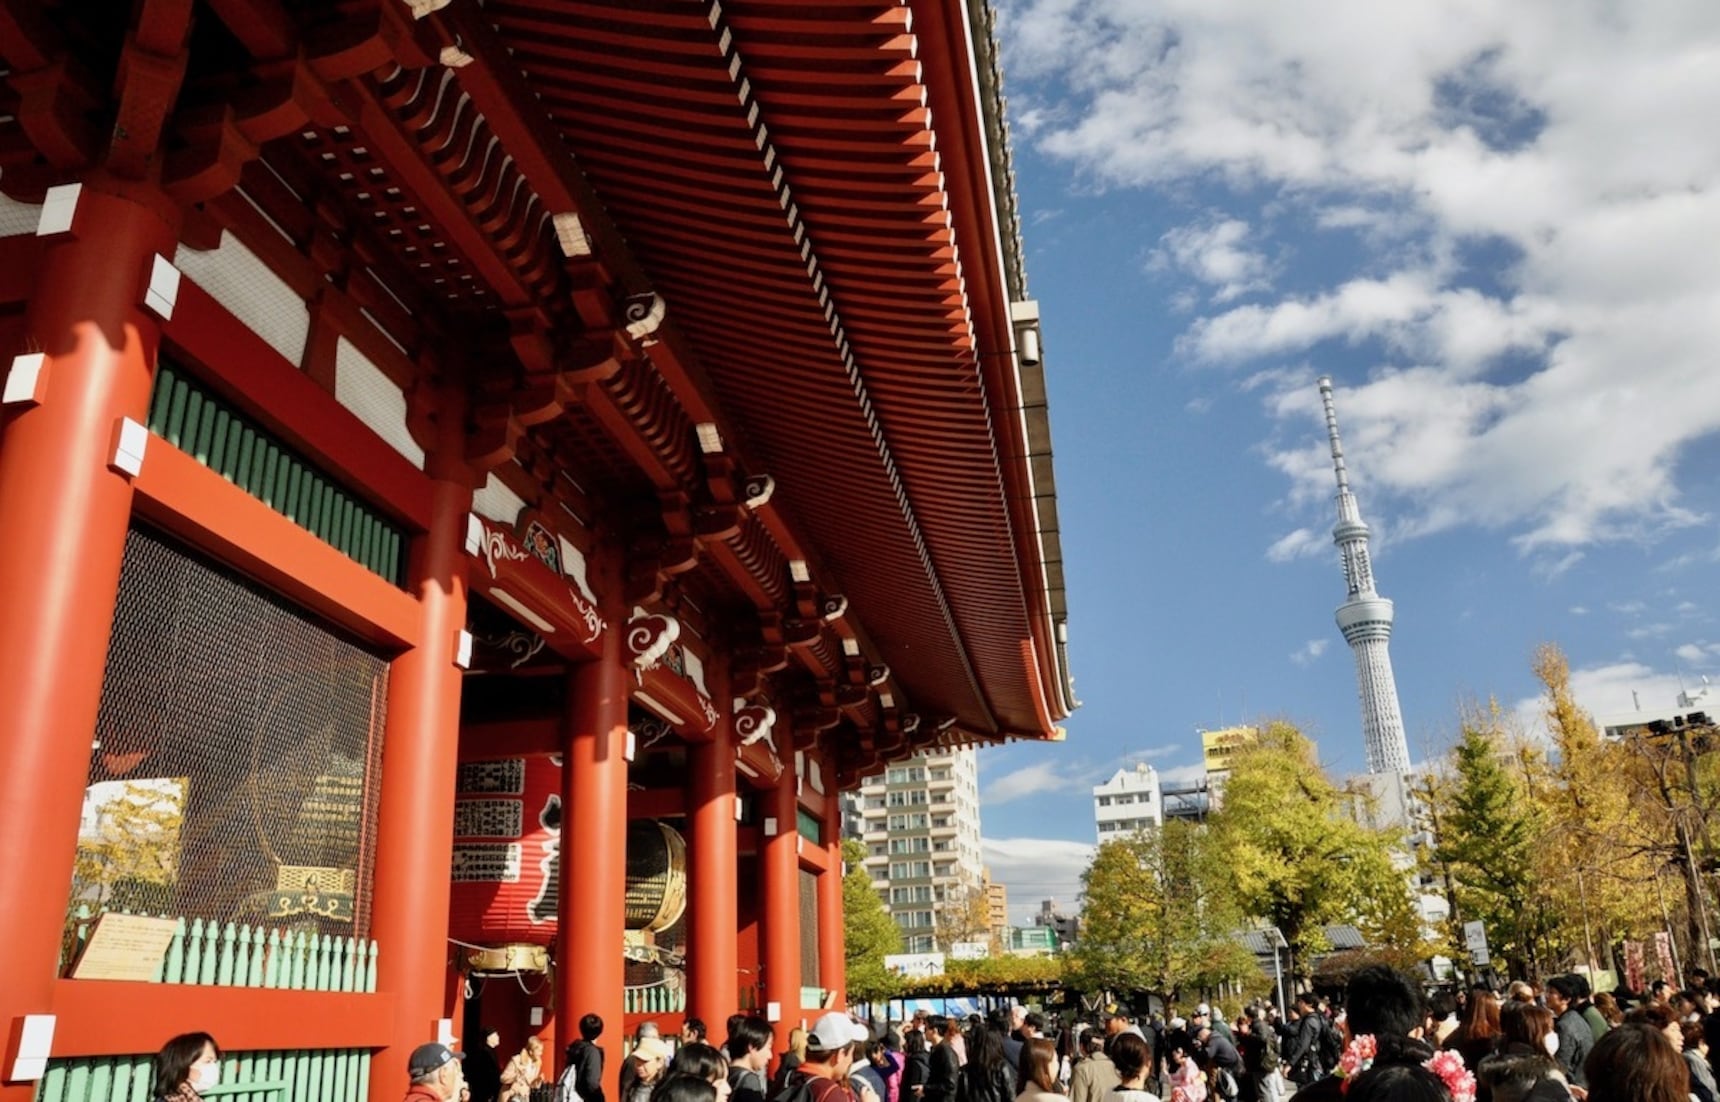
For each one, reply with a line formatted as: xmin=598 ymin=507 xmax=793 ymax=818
xmin=1168 ymin=1017 xmax=1187 ymax=1031
xmin=808 ymin=1013 xmax=870 ymax=1052
xmin=1195 ymin=1003 xmax=1211 ymax=1018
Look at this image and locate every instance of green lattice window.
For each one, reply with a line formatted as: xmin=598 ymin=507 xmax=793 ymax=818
xmin=147 ymin=362 xmax=405 ymax=584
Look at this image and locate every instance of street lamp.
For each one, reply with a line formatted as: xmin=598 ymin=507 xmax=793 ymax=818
xmin=1265 ymin=927 xmax=1288 ymax=1012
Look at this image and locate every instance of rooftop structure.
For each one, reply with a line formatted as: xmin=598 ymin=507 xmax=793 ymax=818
xmin=1093 ymin=761 xmax=1165 ymax=841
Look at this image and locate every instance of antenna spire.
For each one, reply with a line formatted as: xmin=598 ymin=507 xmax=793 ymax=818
xmin=1318 ymin=376 xmax=1350 ymax=494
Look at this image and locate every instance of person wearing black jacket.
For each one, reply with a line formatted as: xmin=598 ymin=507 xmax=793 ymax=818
xmin=724 ymin=1015 xmax=774 ymax=1102
xmin=1284 ymin=998 xmax=1324 ymax=1087
xmin=468 ymin=1029 xmax=504 ymax=1102
xmin=1289 ymin=967 xmax=1425 ymax=1102
xmin=923 ymin=1018 xmax=960 ymax=1102
xmin=957 ymin=1022 xmax=1016 ymax=1102
xmin=902 ymin=1028 xmax=932 ymax=1102
xmin=561 ymin=1016 xmax=606 ymax=1102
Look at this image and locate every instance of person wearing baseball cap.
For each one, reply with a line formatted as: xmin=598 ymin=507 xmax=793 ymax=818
xmin=622 ymin=1037 xmax=672 ymax=1102
xmin=779 ymin=1013 xmax=873 ymax=1102
xmin=406 ymin=1043 xmax=466 ymax=1102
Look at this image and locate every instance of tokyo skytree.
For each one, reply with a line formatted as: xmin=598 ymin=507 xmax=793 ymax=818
xmin=1318 ymin=377 xmax=1411 ymax=775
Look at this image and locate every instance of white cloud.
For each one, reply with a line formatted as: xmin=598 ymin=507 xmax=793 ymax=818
xmin=1660 ymin=544 xmax=1720 ymax=572
xmin=981 ymin=837 xmax=1094 ymax=923
xmin=1156 ymin=762 xmax=1210 ymax=786
xmin=980 ymin=758 xmax=1115 ymax=804
xmin=1570 ymin=605 xmax=1589 ymax=615
xmin=1001 ymin=0 xmax=1720 ymax=555
xmin=1267 ymin=527 xmax=1326 ymax=562
xmin=1531 ymin=551 xmax=1584 ymax=582
xmin=1152 ymin=218 xmax=1274 ymax=303
xmin=1290 ymin=638 xmax=1330 ymax=666
xmin=982 ymin=762 xmax=1080 ymax=804
xmin=1676 ymin=643 xmax=1714 ymax=664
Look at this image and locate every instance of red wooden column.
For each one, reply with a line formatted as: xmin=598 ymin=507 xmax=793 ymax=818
xmin=818 ymin=775 xmax=847 ymax=1011
xmin=687 ymin=662 xmax=738 ymax=1032
xmin=557 ymin=572 xmax=628 ymax=1101
xmin=0 ymin=183 xmax=178 ymax=1098
xmin=368 ymin=381 xmax=476 ymax=1102
xmin=761 ymin=755 xmax=803 ymax=1031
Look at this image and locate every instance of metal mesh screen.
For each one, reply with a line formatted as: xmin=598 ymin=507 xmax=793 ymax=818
xmin=69 ymin=525 xmax=389 ymax=952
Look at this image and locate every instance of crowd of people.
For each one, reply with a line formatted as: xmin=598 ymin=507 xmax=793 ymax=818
xmin=145 ymin=967 xmax=1720 ymax=1102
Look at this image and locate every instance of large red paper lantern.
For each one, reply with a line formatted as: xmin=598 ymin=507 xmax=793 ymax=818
xmin=448 ymin=756 xmax=688 ymax=949
xmin=448 ymin=756 xmax=563 ymax=947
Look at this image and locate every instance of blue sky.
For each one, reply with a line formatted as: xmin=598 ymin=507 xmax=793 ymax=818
xmin=976 ymin=0 xmax=1720 ymax=922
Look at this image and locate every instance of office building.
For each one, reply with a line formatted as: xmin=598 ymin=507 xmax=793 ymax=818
xmin=857 ymin=748 xmax=985 ymax=953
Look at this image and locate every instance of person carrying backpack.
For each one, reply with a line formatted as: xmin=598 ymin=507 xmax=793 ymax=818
xmin=1283 ymin=998 xmax=1324 ymax=1087
xmin=1287 ymin=967 xmax=1425 ymax=1102
xmin=1315 ymin=1014 xmax=1343 ymax=1078
xmin=772 ymin=1014 xmax=874 ymax=1102
xmin=561 ymin=1016 xmax=606 ymax=1102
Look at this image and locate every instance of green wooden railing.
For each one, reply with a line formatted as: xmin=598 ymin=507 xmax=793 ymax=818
xmin=62 ymin=908 xmax=378 ymax=992
xmin=146 ymin=362 xmax=406 ymax=585
xmin=43 ymin=912 xmax=379 ymax=1102
xmin=36 ymin=1047 xmax=368 ymax=1102
xmin=623 ymin=983 xmax=687 ymax=1014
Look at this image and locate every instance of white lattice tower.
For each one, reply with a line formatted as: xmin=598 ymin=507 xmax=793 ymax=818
xmin=1319 ymin=377 xmax=1411 ymax=775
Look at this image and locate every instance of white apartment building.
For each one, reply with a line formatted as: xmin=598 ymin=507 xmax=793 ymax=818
xmin=855 ymin=747 xmax=985 ymax=953
xmin=1093 ymin=761 xmax=1164 ymax=841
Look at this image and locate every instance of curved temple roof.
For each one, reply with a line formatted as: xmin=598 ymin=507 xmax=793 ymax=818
xmin=468 ymin=0 xmax=1074 ymax=742
xmin=0 ymin=0 xmax=1073 ymax=753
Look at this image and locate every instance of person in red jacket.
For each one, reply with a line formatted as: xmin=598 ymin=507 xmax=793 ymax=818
xmin=407 ymin=1043 xmax=468 ymax=1102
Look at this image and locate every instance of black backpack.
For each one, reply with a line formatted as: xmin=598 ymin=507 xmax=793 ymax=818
xmin=1316 ymin=1017 xmax=1343 ymax=1071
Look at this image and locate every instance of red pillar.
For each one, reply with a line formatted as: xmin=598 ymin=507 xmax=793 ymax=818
xmin=687 ymin=673 xmax=738 ymax=1033
xmin=0 ymin=183 xmax=178 ymax=1098
xmin=761 ymin=757 xmax=803 ymax=1032
xmin=368 ymin=384 xmax=475 ymax=1102
xmin=818 ymin=776 xmax=847 ymax=1011
xmin=557 ymin=592 xmax=628 ymax=1102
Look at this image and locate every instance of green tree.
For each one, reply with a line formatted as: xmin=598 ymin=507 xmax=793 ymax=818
xmin=1068 ymin=820 xmax=1257 ymax=999
xmin=841 ymin=839 xmax=902 ymax=1003
xmin=1429 ymin=702 xmax=1557 ymax=977
xmin=904 ymin=954 xmax=1065 ymax=994
xmin=1210 ymin=721 xmax=1425 ymax=976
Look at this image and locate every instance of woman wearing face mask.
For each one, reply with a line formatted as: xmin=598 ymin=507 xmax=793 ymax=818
xmin=152 ymin=1032 xmax=223 ymax=1102
xmin=1477 ymin=1004 xmax=1571 ymax=1102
